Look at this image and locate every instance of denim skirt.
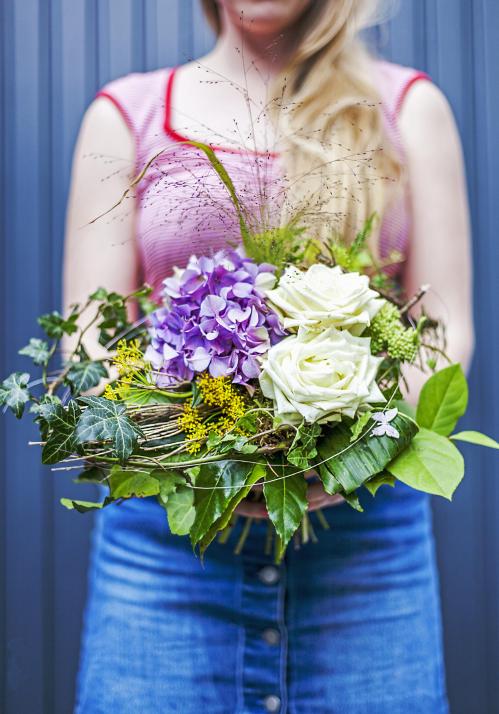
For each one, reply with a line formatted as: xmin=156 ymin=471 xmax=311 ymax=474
xmin=75 ymin=482 xmax=449 ymax=714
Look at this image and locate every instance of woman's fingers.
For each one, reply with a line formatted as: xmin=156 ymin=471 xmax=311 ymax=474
xmin=306 ymin=482 xmax=344 ymax=510
xmin=234 ymin=498 xmax=269 ymax=519
xmin=233 ymin=482 xmax=344 ymax=520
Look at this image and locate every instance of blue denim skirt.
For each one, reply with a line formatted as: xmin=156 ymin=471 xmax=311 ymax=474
xmin=75 ymin=482 xmax=448 ymax=713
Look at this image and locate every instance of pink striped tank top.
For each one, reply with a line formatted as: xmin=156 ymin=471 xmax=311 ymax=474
xmin=95 ymin=60 xmax=431 ymax=299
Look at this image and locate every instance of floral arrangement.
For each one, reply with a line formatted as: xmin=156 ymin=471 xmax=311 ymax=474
xmin=2 ymin=144 xmax=498 ymax=562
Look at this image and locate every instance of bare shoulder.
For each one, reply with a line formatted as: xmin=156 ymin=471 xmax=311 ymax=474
xmin=397 ymin=79 xmax=461 ymax=156
xmin=77 ymin=95 xmax=134 ymax=160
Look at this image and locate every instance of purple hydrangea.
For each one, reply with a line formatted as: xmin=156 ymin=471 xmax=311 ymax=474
xmin=145 ymin=249 xmax=286 ymax=387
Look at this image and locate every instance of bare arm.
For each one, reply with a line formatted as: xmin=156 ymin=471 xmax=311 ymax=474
xmin=62 ymin=96 xmax=139 ymax=360
xmin=398 ymin=80 xmax=475 ymax=401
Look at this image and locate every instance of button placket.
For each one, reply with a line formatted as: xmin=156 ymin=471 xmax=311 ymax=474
xmin=239 ymin=555 xmax=287 ymax=714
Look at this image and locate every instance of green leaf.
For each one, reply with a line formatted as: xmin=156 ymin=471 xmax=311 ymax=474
xmin=206 ymin=432 xmax=258 ymax=455
xmin=364 ymin=471 xmax=396 ymax=496
xmin=76 ymin=396 xmax=143 ymax=462
xmin=42 ymin=401 xmax=81 ymax=464
xmin=234 ymin=412 xmax=258 ymax=434
xmin=199 ymin=463 xmax=266 ymax=554
xmin=187 ymin=140 xmax=250 ymax=246
xmin=61 ymin=497 xmax=113 ymax=512
xmin=343 ymin=491 xmax=364 ymax=512
xmin=317 ymin=414 xmax=417 ymax=495
xmin=32 ymin=394 xmax=62 ymax=421
xmin=89 ymin=287 xmax=108 ymax=300
xmin=155 ymin=471 xmax=186 ymax=503
xmin=349 ymin=411 xmax=372 ymax=442
xmin=450 ymin=430 xmax=499 ymax=450
xmin=164 ymin=485 xmax=196 ymax=536
xmin=38 ymin=310 xmax=78 ymax=338
xmin=287 ymin=421 xmax=321 ymax=468
xmin=19 ymin=338 xmax=51 ymax=366
xmin=387 ymin=427 xmax=464 ymax=500
xmin=189 ymin=460 xmax=255 ymax=547
xmin=416 ymin=364 xmax=468 ymax=436
xmin=74 ymin=465 xmax=107 ymax=484
xmin=263 ymin=462 xmax=308 ymax=561
xmin=66 ymin=361 xmax=108 ymax=394
xmin=108 ymin=466 xmax=160 ymax=498
xmin=119 ymin=386 xmax=175 ymax=406
xmin=0 ymin=372 xmax=31 ymax=418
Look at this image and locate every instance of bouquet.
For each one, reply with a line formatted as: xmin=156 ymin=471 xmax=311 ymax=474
xmin=2 ymin=144 xmax=497 ymax=562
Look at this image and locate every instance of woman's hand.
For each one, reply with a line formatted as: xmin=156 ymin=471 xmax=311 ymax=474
xmin=234 ymin=472 xmax=344 ymax=519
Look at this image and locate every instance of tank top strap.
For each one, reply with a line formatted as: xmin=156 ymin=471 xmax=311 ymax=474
xmin=375 ymin=59 xmax=431 ymax=119
xmin=374 ymin=59 xmax=432 ymax=158
xmin=95 ymin=68 xmax=171 ymax=174
xmin=372 ymin=60 xmax=432 ymax=272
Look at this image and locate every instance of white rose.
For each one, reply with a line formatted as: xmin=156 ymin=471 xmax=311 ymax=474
xmin=259 ymin=327 xmax=385 ymax=424
xmin=265 ymin=264 xmax=383 ymax=335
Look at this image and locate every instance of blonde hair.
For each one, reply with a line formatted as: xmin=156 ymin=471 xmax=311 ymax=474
xmin=201 ymin=0 xmax=404 ymax=257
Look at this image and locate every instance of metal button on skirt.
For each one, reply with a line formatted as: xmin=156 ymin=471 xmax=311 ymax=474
xmin=75 ymin=483 xmax=449 ymax=713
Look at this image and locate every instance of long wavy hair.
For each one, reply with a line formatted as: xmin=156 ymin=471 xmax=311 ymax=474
xmin=200 ymin=0 xmax=404 ymax=257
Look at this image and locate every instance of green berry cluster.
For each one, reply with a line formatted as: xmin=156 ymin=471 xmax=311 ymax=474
xmin=369 ymin=302 xmax=420 ymax=361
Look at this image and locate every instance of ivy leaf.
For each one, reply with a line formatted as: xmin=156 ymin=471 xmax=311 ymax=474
xmin=208 ymin=432 xmax=258 ymax=455
xmin=416 ymin=364 xmax=468 ymax=436
xmin=450 ymin=430 xmax=499 ymax=450
xmin=164 ymin=485 xmax=196 ymax=536
xmin=387 ymin=428 xmax=464 ymax=500
xmin=199 ymin=463 xmax=266 ymax=554
xmin=96 ymin=293 xmax=130 ymax=346
xmin=317 ymin=414 xmax=417 ymax=495
xmin=38 ymin=310 xmax=78 ymax=339
xmin=42 ymin=401 xmax=81 ymax=464
xmin=364 ymin=471 xmax=396 ymax=496
xmin=89 ymin=287 xmax=108 ymax=301
xmin=66 ymin=361 xmax=108 ymax=394
xmin=108 ymin=465 xmax=160 ymax=498
xmin=76 ymin=396 xmax=143 ymax=463
xmin=0 ymin=372 xmax=31 ymax=418
xmin=19 ymin=338 xmax=51 ymax=366
xmin=31 ymin=394 xmax=62 ymax=421
xmin=189 ymin=460 xmax=255 ymax=547
xmin=263 ymin=461 xmax=308 ymax=561
xmin=30 ymin=394 xmax=62 ymax=439
xmin=61 ymin=497 xmax=113 ymax=512
xmin=287 ymin=421 xmax=321 ymax=469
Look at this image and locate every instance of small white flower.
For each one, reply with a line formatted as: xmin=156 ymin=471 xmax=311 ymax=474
xmin=370 ymin=408 xmax=400 ymax=439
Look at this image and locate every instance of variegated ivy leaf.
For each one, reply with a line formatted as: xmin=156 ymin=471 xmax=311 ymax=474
xmin=19 ymin=338 xmax=51 ymax=366
xmin=66 ymin=361 xmax=108 ymax=394
xmin=42 ymin=401 xmax=82 ymax=464
xmin=0 ymin=372 xmax=31 ymax=418
xmin=76 ymin=396 xmax=143 ymax=463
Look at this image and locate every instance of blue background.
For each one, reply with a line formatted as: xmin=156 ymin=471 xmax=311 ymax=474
xmin=1 ymin=1 xmax=498 ymax=712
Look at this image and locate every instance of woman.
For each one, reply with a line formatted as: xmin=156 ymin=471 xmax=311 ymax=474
xmin=65 ymin=1 xmax=474 ymax=712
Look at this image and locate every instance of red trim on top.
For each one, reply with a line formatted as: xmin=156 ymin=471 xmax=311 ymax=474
xmin=95 ymin=90 xmax=136 ymax=137
xmin=163 ymin=67 xmax=279 ymax=158
xmin=394 ymin=71 xmax=432 ymax=117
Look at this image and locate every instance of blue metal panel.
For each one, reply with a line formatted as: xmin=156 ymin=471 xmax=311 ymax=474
xmin=1 ymin=2 xmax=498 ymax=712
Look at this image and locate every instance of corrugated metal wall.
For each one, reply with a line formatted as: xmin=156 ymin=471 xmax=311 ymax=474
xmin=1 ymin=1 xmax=498 ymax=712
